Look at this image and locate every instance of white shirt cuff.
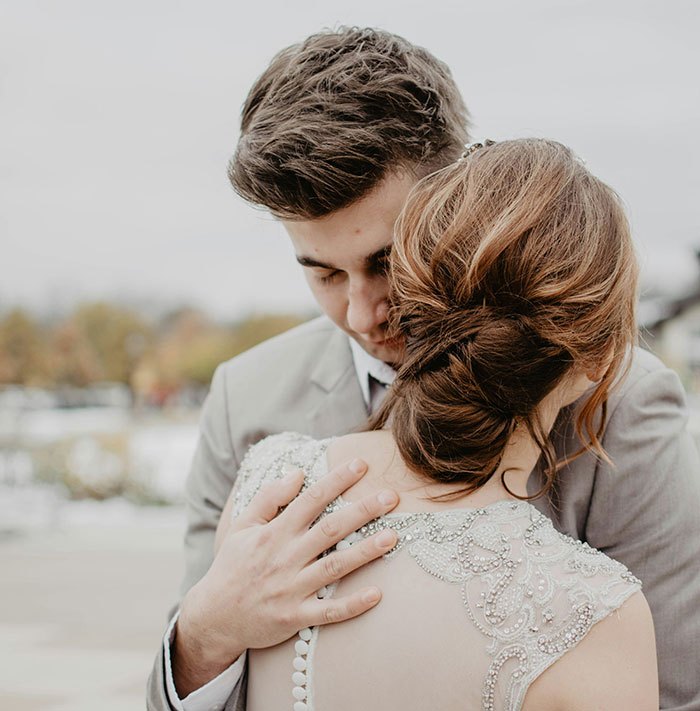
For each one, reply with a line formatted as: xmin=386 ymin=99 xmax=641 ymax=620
xmin=163 ymin=611 xmax=247 ymax=711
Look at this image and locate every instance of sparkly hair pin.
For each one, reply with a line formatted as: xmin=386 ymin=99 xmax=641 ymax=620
xmin=459 ymin=139 xmax=496 ymax=162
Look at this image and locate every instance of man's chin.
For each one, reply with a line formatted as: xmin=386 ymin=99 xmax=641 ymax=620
xmin=358 ymin=337 xmax=404 ymax=366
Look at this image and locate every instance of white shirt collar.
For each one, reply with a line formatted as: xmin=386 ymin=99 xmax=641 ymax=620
xmin=349 ymin=338 xmax=397 ymax=407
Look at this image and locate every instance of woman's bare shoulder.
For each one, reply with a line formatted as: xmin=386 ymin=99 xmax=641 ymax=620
xmin=522 ymin=590 xmax=658 ymax=711
xmin=326 ymin=431 xmax=398 ymax=500
xmin=327 ymin=430 xmax=395 ymax=470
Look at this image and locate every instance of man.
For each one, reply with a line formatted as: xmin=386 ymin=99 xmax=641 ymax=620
xmin=148 ymin=28 xmax=700 ymax=711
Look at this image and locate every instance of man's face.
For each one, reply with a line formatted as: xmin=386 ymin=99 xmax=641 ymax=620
xmin=282 ymin=172 xmax=418 ymax=365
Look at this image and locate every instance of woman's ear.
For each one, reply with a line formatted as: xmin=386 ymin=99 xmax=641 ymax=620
xmin=585 ymin=363 xmax=608 ymax=383
xmin=560 ymin=370 xmax=596 ymax=408
xmin=585 ymin=348 xmax=615 ymax=383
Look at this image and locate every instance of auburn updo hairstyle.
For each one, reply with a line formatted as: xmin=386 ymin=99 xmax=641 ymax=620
xmin=371 ymin=138 xmax=639 ymax=499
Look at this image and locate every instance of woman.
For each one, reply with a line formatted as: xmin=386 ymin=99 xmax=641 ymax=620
xmin=218 ymin=139 xmax=658 ymax=710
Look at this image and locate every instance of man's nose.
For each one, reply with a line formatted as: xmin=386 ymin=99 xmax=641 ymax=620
xmin=346 ymin=280 xmax=389 ymax=336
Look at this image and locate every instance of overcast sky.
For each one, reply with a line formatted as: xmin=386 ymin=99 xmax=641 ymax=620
xmin=2 ymin=0 xmax=699 ymax=320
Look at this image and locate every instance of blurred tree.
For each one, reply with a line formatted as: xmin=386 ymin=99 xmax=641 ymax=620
xmin=49 ymin=321 xmax=104 ymax=386
xmin=0 ymin=309 xmax=50 ymax=384
xmin=131 ymin=308 xmax=230 ymax=403
xmin=229 ymin=314 xmax=309 ymax=356
xmin=0 ymin=303 xmax=310 ymax=399
xmin=179 ymin=331 xmax=241 ymax=385
xmin=131 ymin=310 xmax=309 ymax=403
xmin=71 ymin=302 xmax=152 ymax=384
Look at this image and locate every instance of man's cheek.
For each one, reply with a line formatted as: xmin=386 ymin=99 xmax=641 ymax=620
xmin=307 ymin=285 xmax=345 ymax=327
xmin=303 ymin=277 xmax=326 ymax=310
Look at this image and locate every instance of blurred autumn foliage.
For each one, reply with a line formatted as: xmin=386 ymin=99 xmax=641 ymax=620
xmin=0 ymin=304 xmax=309 ymax=404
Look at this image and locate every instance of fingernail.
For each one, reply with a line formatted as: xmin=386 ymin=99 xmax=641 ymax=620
xmin=376 ymin=530 xmax=395 ymax=548
xmin=377 ymin=490 xmax=397 ymax=506
xmin=362 ymin=588 xmax=380 ymax=603
xmin=349 ymin=458 xmax=366 ymax=474
xmin=282 ymin=469 xmax=300 ymax=483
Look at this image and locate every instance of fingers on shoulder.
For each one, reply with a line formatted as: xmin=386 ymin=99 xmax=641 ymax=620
xmin=299 ymin=587 xmax=381 ymax=628
xmin=257 ymin=470 xmax=305 ymax=513
xmin=235 ymin=469 xmax=304 ymax=528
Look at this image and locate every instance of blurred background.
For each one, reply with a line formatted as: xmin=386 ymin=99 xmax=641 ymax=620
xmin=1 ymin=0 xmax=699 ymax=708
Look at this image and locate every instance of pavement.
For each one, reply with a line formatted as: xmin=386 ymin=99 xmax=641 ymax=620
xmin=0 ymin=504 xmax=185 ymax=710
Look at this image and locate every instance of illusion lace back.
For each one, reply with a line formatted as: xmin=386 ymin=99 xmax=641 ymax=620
xmin=231 ymin=433 xmax=641 ymax=711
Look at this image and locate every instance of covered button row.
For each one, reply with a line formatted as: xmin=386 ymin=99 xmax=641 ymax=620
xmin=292 ymin=627 xmax=312 ymax=710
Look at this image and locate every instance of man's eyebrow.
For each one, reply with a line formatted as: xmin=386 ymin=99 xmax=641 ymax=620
xmin=295 ymin=255 xmax=337 ymax=270
xmin=295 ymin=244 xmax=392 ymax=271
xmin=365 ymin=245 xmax=392 ymax=268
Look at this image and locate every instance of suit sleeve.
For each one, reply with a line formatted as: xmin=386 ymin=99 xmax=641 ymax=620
xmin=585 ymin=365 xmax=700 ymax=711
xmin=147 ymin=363 xmax=245 ymax=711
xmin=180 ymin=363 xmax=242 ymax=597
xmin=146 ymin=640 xmax=247 ymax=711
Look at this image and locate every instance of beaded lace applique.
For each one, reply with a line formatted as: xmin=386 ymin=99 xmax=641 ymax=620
xmin=358 ymin=505 xmax=640 ymax=709
xmin=232 ymin=433 xmax=642 ymax=711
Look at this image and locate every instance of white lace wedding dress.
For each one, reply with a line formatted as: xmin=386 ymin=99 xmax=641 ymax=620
xmin=230 ymin=432 xmax=641 ymax=711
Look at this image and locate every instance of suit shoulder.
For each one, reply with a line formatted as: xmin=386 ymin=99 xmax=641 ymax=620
xmin=217 ymin=316 xmax=340 ymax=379
xmin=608 ymin=346 xmax=685 ymax=409
xmin=622 ymin=346 xmax=669 ymax=382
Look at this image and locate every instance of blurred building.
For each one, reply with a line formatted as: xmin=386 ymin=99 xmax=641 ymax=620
xmin=640 ymin=251 xmax=700 ymax=392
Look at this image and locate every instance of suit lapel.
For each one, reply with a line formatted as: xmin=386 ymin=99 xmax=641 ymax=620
xmin=308 ymin=328 xmax=368 ymax=438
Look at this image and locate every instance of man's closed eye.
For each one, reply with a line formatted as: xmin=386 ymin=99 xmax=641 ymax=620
xmin=317 ymin=270 xmax=342 ymax=284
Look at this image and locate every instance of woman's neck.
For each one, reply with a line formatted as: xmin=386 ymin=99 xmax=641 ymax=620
xmin=397 ymin=424 xmax=543 ymax=506
xmin=335 ymin=375 xmax=580 ymax=512
xmin=333 ymin=425 xmax=545 ymax=513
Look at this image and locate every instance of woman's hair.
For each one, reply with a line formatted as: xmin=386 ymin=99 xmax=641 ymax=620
xmin=229 ymin=27 xmax=470 ymax=219
xmin=371 ymin=138 xmax=639 ymax=499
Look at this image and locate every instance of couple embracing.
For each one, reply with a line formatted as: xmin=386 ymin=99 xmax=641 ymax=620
xmin=148 ymin=27 xmax=700 ymax=711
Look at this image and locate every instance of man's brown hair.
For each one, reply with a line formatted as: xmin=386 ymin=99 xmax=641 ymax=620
xmin=228 ymin=27 xmax=470 ymax=219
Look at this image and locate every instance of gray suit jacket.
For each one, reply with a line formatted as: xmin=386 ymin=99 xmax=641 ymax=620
xmin=148 ymin=316 xmax=700 ymax=711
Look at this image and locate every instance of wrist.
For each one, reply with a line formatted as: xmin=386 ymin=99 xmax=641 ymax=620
xmin=171 ymin=589 xmax=245 ymax=697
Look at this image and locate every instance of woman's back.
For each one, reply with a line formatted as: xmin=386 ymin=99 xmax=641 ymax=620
xmin=234 ymin=432 xmax=648 ymax=711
